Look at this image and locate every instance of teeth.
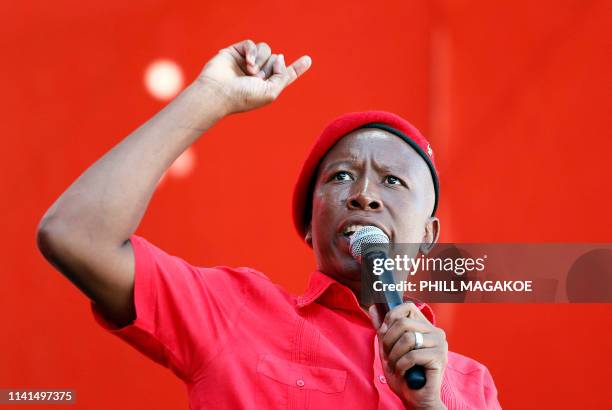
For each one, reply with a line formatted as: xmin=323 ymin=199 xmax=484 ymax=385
xmin=343 ymin=224 xmax=365 ymax=236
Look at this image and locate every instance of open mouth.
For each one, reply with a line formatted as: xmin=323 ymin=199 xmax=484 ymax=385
xmin=339 ymin=221 xmax=390 ymax=242
xmin=341 ymin=224 xmax=368 ymax=238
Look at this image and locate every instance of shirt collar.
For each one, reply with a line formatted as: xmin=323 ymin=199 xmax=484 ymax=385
xmin=296 ymin=270 xmax=358 ymax=311
xmin=297 ymin=270 xmax=436 ymax=325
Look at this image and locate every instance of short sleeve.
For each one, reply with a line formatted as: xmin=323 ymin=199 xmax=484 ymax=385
xmin=442 ymin=352 xmax=502 ymax=409
xmin=481 ymin=366 xmax=501 ymax=409
xmin=90 ymin=235 xmax=256 ymax=382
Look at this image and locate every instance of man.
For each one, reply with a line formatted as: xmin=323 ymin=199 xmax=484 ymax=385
xmin=37 ymin=39 xmax=500 ymax=409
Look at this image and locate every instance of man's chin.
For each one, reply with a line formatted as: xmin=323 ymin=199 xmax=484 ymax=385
xmin=317 ymin=238 xmax=363 ymax=286
xmin=325 ymin=257 xmax=363 ymax=285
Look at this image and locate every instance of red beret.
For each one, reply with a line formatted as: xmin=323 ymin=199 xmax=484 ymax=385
xmin=292 ymin=110 xmax=439 ymax=238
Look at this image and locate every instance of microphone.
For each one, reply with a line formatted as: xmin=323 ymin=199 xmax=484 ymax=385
xmin=350 ymin=225 xmax=427 ymax=390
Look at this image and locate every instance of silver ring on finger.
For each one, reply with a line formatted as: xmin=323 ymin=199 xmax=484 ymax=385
xmin=414 ymin=331 xmax=424 ymax=350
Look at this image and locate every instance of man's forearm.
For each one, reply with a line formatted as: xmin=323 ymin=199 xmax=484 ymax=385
xmin=39 ymin=81 xmax=227 ymax=247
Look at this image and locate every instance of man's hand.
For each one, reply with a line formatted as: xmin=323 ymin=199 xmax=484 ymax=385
xmin=196 ymin=39 xmax=312 ymax=115
xmin=369 ymin=303 xmax=448 ymax=410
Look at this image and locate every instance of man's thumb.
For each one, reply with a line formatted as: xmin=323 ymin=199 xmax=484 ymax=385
xmin=368 ymin=305 xmax=382 ymax=329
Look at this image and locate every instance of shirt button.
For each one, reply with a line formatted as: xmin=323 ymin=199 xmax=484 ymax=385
xmin=378 ymin=375 xmax=387 ymax=384
xmin=296 ymin=379 xmax=305 ymax=387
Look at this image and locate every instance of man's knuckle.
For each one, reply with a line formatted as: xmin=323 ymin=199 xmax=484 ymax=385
xmin=396 ymin=356 xmax=413 ymax=373
xmin=440 ymin=328 xmax=446 ymax=338
xmin=388 ymin=311 xmax=402 ymax=322
xmin=437 ymin=328 xmax=446 ymax=341
xmin=400 ymin=332 xmax=413 ymax=345
xmin=399 ymin=317 xmax=412 ymax=329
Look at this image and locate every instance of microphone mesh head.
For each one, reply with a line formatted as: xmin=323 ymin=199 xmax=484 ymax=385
xmin=349 ymin=226 xmax=390 ymax=261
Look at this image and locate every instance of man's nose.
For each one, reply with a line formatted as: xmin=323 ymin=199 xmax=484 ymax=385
xmin=347 ymin=179 xmax=383 ymax=211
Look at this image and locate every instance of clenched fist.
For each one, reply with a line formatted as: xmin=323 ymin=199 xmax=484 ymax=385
xmin=196 ymin=39 xmax=312 ymax=115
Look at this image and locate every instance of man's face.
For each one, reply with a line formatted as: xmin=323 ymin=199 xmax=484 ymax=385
xmin=306 ymin=129 xmax=438 ymax=292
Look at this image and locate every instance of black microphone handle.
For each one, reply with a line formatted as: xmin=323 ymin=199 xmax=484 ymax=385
xmin=365 ymin=251 xmax=427 ymax=390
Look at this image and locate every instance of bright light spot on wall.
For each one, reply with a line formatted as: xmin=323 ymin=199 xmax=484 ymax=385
xmin=168 ymin=147 xmax=196 ymax=178
xmin=145 ymin=59 xmax=184 ymax=101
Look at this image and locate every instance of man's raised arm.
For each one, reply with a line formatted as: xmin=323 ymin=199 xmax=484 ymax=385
xmin=36 ymin=39 xmax=311 ymax=327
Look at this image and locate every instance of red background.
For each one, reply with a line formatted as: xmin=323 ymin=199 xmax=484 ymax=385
xmin=1 ymin=0 xmax=611 ymax=408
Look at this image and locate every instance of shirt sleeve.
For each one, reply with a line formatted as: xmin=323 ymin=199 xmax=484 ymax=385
xmin=481 ymin=366 xmax=501 ymax=409
xmin=442 ymin=352 xmax=502 ymax=409
xmin=90 ymin=235 xmax=255 ymax=382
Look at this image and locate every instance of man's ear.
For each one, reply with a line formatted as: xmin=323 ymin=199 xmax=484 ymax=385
xmin=420 ymin=216 xmax=440 ymax=255
xmin=305 ymin=224 xmax=313 ymax=248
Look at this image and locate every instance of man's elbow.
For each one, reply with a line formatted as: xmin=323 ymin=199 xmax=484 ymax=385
xmin=36 ymin=215 xmax=66 ymax=264
xmin=36 ymin=214 xmax=83 ymax=267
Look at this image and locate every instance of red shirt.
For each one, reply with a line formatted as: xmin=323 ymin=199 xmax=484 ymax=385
xmin=91 ymin=235 xmax=501 ymax=409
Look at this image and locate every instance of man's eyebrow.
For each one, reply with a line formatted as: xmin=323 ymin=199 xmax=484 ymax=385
xmin=372 ymin=159 xmax=410 ymax=175
xmin=321 ymin=160 xmax=355 ymax=172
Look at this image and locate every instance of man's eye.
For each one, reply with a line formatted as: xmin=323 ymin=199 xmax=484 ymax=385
xmin=385 ymin=175 xmax=402 ymax=185
xmin=332 ymin=171 xmax=353 ymax=181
